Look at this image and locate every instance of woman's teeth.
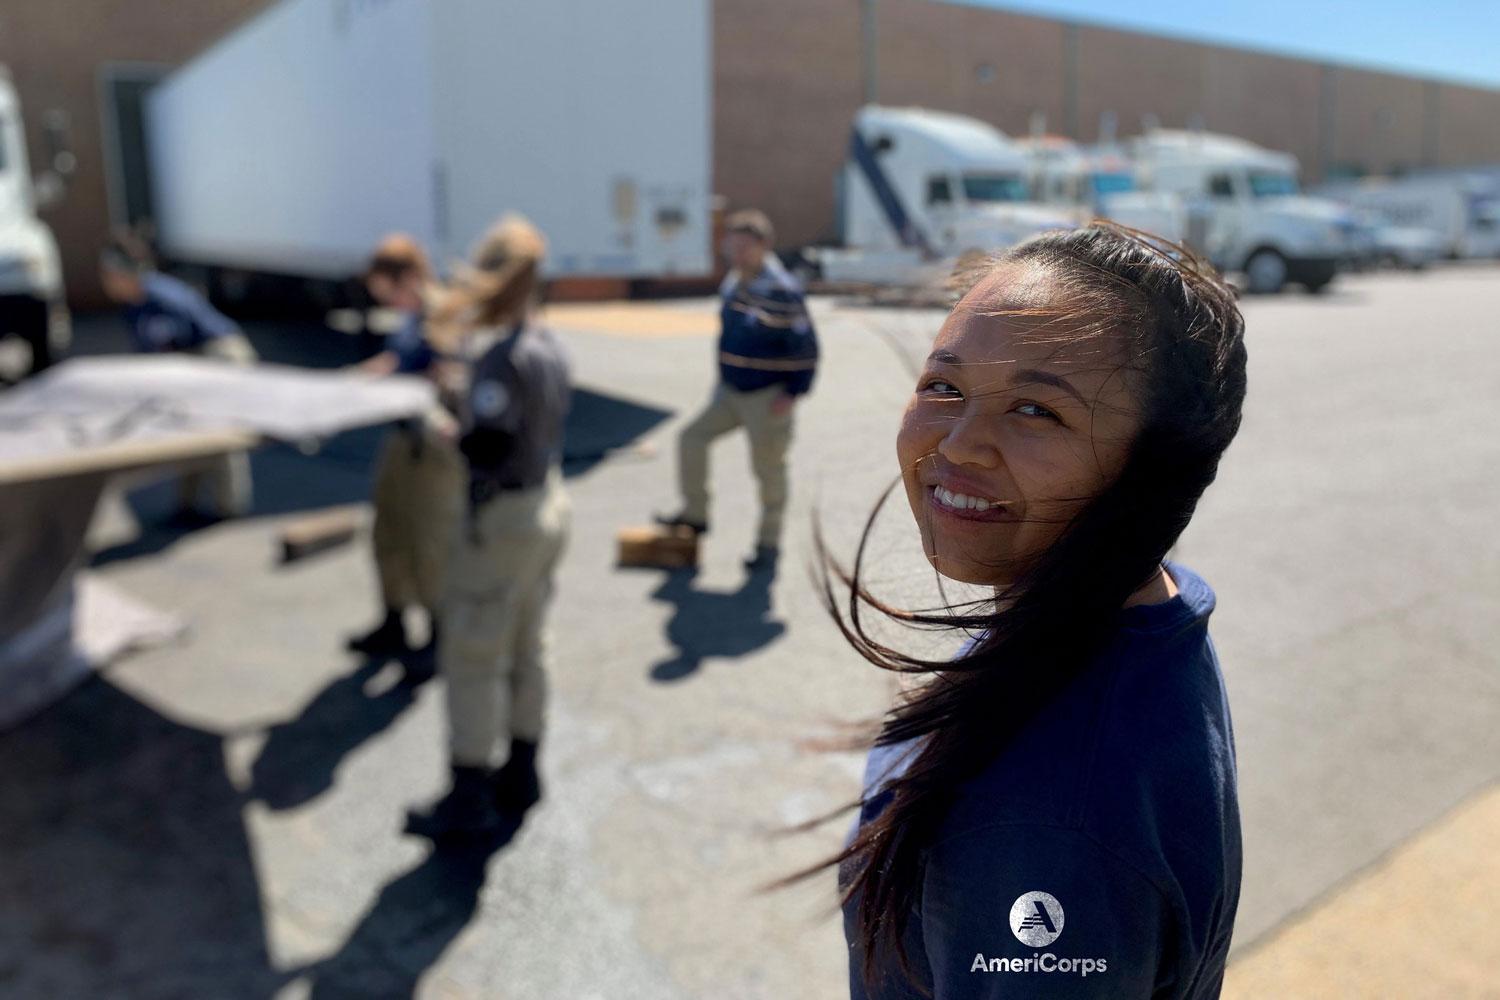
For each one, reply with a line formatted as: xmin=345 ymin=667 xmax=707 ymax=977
xmin=934 ymin=485 xmax=998 ymax=512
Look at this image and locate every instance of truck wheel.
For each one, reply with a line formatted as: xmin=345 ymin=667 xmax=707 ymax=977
xmin=1244 ymin=249 xmax=1288 ymax=294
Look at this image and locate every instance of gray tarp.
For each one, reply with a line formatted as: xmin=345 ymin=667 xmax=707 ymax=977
xmin=0 ymin=356 xmax=435 ymax=728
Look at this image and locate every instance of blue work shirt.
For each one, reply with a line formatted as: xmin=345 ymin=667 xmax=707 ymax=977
xmin=387 ymin=310 xmax=436 ymax=374
xmin=124 ymin=272 xmax=239 ymax=353
xmin=717 ymin=255 xmax=819 ymax=396
xmin=846 ymin=562 xmax=1241 ymax=999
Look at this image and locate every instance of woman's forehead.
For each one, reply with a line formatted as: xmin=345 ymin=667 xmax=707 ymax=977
xmin=938 ymin=263 xmax=1132 ymax=370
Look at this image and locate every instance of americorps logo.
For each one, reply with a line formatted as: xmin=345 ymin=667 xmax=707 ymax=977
xmin=970 ymin=891 xmax=1109 ymax=978
xmin=1009 ymin=891 xmax=1064 ymax=947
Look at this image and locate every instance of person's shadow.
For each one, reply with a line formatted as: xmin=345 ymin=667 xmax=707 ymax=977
xmin=248 ymin=655 xmax=425 ymax=810
xmin=0 ymin=677 xmax=284 ymax=997
xmin=647 ymin=564 xmax=786 ymax=682
xmin=300 ymin=825 xmax=519 ymax=998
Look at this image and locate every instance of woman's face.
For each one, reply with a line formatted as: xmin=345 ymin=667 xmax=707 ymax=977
xmin=896 ymin=264 xmax=1147 ymax=587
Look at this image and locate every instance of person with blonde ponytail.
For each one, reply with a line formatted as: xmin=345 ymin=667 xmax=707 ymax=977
xmin=405 ymin=215 xmax=573 ymax=840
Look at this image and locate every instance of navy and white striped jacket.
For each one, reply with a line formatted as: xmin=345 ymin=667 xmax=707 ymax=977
xmin=717 ymin=255 xmax=819 ymax=396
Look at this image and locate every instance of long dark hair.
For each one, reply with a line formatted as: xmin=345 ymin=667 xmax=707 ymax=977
xmin=805 ymin=223 xmax=1247 ymax=988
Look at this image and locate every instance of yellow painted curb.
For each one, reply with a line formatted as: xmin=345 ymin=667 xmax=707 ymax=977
xmin=1223 ymin=784 xmax=1500 ymax=999
xmin=542 ymin=302 xmax=719 ymax=338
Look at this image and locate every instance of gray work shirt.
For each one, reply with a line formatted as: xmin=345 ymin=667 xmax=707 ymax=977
xmin=456 ymin=322 xmax=572 ymax=501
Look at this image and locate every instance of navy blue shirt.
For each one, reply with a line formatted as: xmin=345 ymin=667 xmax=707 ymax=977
xmin=846 ymin=562 xmax=1240 ymax=999
xmin=717 ymin=255 xmax=819 ymax=396
xmin=124 ymin=272 xmax=239 ymax=353
xmin=387 ymin=310 xmax=436 ymax=374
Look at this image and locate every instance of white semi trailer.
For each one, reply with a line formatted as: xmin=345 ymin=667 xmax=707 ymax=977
xmin=1130 ymin=129 xmax=1351 ymax=293
xmin=145 ymin=0 xmax=712 ymax=295
xmin=813 ymin=106 xmax=1079 ymax=286
xmin=0 ymin=66 xmax=71 ymax=381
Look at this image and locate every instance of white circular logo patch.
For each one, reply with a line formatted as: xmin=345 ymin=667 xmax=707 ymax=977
xmin=472 ymin=380 xmax=509 ymax=418
xmin=1009 ymin=891 xmax=1064 ymax=947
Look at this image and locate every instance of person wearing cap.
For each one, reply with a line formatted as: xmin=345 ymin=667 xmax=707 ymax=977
xmin=405 ymin=215 xmax=572 ymax=839
xmin=99 ymin=232 xmax=258 ymax=522
xmin=346 ymin=235 xmax=465 ymax=673
xmin=656 ymin=209 xmax=819 ymax=572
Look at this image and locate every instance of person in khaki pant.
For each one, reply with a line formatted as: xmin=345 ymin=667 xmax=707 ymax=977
xmin=100 ymin=234 xmax=258 ymax=521
xmin=346 ymin=236 xmax=464 ymax=669
xmin=658 ymin=210 xmax=819 ymax=571
xmin=406 ymin=216 xmax=572 ymax=841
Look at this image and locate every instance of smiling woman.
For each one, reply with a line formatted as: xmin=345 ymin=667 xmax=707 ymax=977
xmin=795 ymin=223 xmax=1249 ymax=999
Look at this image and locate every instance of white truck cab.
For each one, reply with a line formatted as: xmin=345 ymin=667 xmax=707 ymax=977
xmin=1019 ymin=135 xmax=1186 ymax=244
xmin=1130 ymin=129 xmax=1349 ymax=293
xmin=0 ymin=66 xmax=70 ymax=381
xmin=816 ymin=106 xmax=1078 ymax=285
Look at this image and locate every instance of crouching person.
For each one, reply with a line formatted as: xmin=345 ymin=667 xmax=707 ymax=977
xmin=406 ymin=216 xmax=572 ymax=840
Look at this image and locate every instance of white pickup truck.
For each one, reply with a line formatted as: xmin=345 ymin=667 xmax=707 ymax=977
xmin=0 ymin=66 xmax=71 ymax=382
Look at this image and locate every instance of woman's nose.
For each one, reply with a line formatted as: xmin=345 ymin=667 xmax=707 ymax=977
xmin=936 ymin=413 xmax=1002 ymax=469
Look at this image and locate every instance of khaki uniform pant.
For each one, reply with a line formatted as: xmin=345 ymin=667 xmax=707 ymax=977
xmin=677 ymin=383 xmax=794 ymax=548
xmin=371 ymin=418 xmax=465 ymax=610
xmin=180 ymin=333 xmax=258 ymax=516
xmin=440 ymin=471 xmax=569 ymax=768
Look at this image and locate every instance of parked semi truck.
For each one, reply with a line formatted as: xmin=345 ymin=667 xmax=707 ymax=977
xmin=1129 ymin=129 xmax=1350 ymax=293
xmin=144 ymin=0 xmax=711 ymax=301
xmin=0 ymin=66 xmax=71 ymax=382
xmin=812 ymin=106 xmax=1078 ymax=286
xmin=1018 ymin=135 xmax=1186 ymax=243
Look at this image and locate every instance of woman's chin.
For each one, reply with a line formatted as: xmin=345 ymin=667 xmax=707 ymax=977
xmin=927 ymin=550 xmax=1011 ymax=588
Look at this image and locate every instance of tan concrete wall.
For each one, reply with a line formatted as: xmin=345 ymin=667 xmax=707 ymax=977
xmin=0 ymin=1 xmax=270 ymax=309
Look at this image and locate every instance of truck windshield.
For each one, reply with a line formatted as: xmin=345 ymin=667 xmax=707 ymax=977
xmin=1090 ymin=172 xmax=1135 ymax=195
xmin=1248 ymin=171 xmax=1299 ymax=198
xmin=963 ymin=174 xmax=1030 ymax=203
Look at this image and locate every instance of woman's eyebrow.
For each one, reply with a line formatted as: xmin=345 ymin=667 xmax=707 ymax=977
xmin=1011 ymin=367 xmax=1085 ymax=404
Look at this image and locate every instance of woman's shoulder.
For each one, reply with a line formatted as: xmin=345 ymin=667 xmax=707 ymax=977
xmin=941 ymin=570 xmax=1238 ymax=874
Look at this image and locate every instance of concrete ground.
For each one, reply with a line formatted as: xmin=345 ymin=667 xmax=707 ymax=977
xmin=2 ymin=263 xmax=1498 ymax=998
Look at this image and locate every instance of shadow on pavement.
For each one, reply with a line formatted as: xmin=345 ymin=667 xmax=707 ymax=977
xmin=647 ymin=565 xmax=786 ymax=682
xmin=248 ymin=656 xmax=426 ymax=811
xmin=300 ymin=826 xmax=519 ymax=999
xmin=0 ymin=677 xmax=283 ymax=997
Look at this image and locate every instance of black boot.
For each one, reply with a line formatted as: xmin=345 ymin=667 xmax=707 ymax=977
xmin=401 ymin=618 xmax=438 ymax=685
xmin=347 ymin=608 xmax=408 ymax=657
xmin=405 ymin=765 xmax=505 ymax=841
xmin=491 ymin=739 xmax=542 ymax=816
xmin=653 ymin=512 xmax=708 ymax=536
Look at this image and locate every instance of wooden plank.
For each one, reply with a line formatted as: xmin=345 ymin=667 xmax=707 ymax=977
xmin=0 ymin=430 xmax=260 ymax=487
xmin=278 ymin=506 xmax=364 ymax=564
xmin=616 ymin=524 xmax=699 ymax=569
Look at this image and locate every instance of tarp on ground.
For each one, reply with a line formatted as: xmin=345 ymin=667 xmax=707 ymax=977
xmin=0 ymin=355 xmax=435 ymax=728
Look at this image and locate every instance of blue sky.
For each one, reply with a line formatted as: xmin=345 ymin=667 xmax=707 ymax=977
xmin=961 ymin=0 xmax=1500 ymax=88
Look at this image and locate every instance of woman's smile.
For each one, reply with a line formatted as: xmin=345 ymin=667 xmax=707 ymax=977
xmin=926 ymin=483 xmax=1019 ymax=522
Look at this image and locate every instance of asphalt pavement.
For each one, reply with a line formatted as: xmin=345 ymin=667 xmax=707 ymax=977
xmin=3 ymin=263 xmax=1497 ymax=998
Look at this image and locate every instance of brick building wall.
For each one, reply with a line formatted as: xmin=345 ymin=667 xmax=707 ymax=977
xmin=3 ymin=0 xmax=1498 ymax=307
xmin=0 ymin=0 xmax=269 ymax=309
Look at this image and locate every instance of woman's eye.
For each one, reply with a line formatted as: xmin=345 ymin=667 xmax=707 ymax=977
xmin=1014 ymin=402 xmax=1061 ymax=422
xmin=919 ymin=379 xmax=961 ymax=397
